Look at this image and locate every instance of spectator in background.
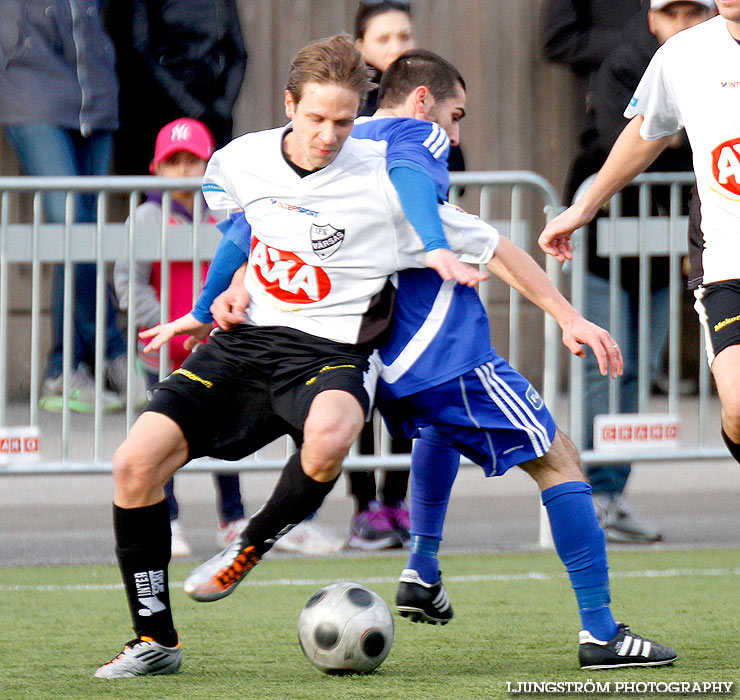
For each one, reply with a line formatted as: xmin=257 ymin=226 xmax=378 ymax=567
xmin=105 ymin=0 xmax=247 ymax=175
xmin=0 ymin=0 xmax=140 ymax=413
xmin=548 ymin=0 xmax=715 ymax=543
xmin=542 ymin=0 xmax=643 ymax=202
xmin=114 ymin=118 xmax=247 ymax=557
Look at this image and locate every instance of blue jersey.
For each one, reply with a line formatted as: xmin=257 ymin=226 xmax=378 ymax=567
xmin=352 ymin=116 xmax=451 ymax=202
xmin=353 ymin=117 xmax=496 ymax=402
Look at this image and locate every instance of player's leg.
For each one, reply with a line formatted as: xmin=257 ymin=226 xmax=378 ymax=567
xmin=186 ymin=371 xmax=368 ymax=603
xmin=95 ymin=411 xmax=189 ymax=679
xmin=237 ymin=388 xmax=364 ymax=548
xmin=520 ymin=430 xmax=677 ymax=669
xmin=396 ymin=425 xmax=459 ymax=624
xmin=710 ymin=345 xmax=740 ymax=461
xmin=695 ymin=281 xmax=740 ymax=463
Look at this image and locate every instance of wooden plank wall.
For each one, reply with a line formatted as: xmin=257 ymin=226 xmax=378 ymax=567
xmin=232 ymin=0 xmax=579 ymax=194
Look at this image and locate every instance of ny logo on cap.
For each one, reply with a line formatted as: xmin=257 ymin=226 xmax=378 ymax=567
xmin=171 ymin=123 xmax=191 ymax=142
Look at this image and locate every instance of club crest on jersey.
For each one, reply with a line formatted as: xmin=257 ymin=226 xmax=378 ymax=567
xmin=712 ymin=137 xmax=740 ymax=196
xmin=250 ymin=237 xmax=330 ymax=304
xmin=310 ymin=223 xmax=345 ymax=260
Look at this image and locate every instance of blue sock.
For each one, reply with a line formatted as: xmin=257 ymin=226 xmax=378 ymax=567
xmin=541 ymin=481 xmax=618 ymax=641
xmin=406 ymin=427 xmax=460 ymax=584
xmin=408 ymin=535 xmax=441 ymax=583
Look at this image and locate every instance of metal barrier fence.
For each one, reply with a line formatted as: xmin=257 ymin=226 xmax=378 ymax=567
xmin=0 ymin=172 xmax=561 ymax=475
xmin=568 ymin=172 xmax=726 ymax=465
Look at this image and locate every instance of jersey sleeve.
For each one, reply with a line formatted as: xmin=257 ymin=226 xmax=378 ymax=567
xmin=395 ymin=202 xmax=499 ymax=269
xmin=385 ymin=119 xmax=451 ymax=200
xmin=437 ymin=202 xmax=499 ymax=264
xmin=202 ymin=146 xmax=242 ymax=211
xmin=624 ymin=43 xmax=683 ymax=140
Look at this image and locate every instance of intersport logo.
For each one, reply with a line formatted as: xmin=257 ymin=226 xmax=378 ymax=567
xmin=250 ymin=237 xmax=330 ymax=304
xmin=711 ymin=137 xmax=740 ymax=196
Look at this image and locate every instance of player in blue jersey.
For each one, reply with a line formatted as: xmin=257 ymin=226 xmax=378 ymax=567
xmin=144 ymin=50 xmax=676 ymax=670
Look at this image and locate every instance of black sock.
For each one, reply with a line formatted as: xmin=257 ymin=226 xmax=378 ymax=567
xmin=243 ymin=452 xmax=339 ymax=555
xmin=721 ymin=427 xmax=740 ymax=466
xmin=114 ymin=500 xmax=177 ymax=647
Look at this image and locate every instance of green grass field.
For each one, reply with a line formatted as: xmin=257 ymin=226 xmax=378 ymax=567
xmin=2 ymin=548 xmax=739 ymax=700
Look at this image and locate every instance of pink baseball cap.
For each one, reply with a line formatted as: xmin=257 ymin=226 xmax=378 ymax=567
xmin=150 ymin=118 xmax=215 ymax=173
xmin=650 ymin=0 xmax=714 ymax=9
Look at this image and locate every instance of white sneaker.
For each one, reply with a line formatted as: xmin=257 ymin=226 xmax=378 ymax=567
xmin=170 ymin=519 xmax=192 ymax=558
xmin=217 ymin=518 xmax=248 ymax=549
xmin=107 ymin=354 xmax=148 ymax=410
xmin=593 ymin=494 xmax=662 ymax=543
xmin=39 ymin=364 xmax=124 ymax=413
xmin=274 ymin=519 xmax=345 ymax=556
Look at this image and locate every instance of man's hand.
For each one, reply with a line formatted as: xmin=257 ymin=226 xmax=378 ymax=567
xmin=560 ymin=314 xmax=623 ymax=379
xmin=139 ymin=313 xmax=213 ymax=354
xmin=538 ymin=205 xmax=592 ymax=262
xmin=425 ymin=248 xmax=488 ymax=286
xmin=211 ymin=284 xmax=250 ymax=329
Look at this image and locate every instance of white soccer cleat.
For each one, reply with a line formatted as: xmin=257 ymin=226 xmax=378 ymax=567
xmin=273 ymin=519 xmax=345 ymax=555
xmin=94 ymin=637 xmax=182 ymax=678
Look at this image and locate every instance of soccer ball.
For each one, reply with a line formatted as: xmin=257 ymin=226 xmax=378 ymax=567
xmin=298 ymin=582 xmax=394 ymax=674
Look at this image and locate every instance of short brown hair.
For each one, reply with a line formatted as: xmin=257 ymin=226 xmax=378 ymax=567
xmin=286 ymin=34 xmax=373 ymax=106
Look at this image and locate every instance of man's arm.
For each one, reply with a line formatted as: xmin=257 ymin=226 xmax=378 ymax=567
xmin=486 ymin=237 xmax=622 ymax=378
xmin=389 ymin=165 xmax=487 ymax=287
xmin=538 ymin=115 xmax=675 ymax=261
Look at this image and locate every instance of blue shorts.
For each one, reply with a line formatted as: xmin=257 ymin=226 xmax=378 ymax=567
xmin=378 ymin=354 xmax=557 ymax=477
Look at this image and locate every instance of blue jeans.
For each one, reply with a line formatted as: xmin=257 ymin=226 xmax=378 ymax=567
xmin=583 ymin=272 xmax=670 ymax=494
xmin=3 ymin=123 xmax=126 ymax=377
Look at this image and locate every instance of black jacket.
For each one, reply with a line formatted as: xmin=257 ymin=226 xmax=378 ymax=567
xmin=106 ymin=0 xmax=247 ymax=173
xmin=585 ymin=12 xmax=694 ymax=286
xmin=542 ymin=0 xmax=643 ymax=78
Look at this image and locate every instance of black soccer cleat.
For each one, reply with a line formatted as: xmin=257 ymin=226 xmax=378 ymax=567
xmin=396 ymin=568 xmax=453 ymax=625
xmin=579 ymin=623 xmax=677 ymax=669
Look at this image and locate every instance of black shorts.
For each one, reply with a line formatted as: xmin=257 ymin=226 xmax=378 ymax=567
xmin=694 ymin=280 xmax=740 ymax=364
xmin=144 ymin=325 xmax=372 ymax=461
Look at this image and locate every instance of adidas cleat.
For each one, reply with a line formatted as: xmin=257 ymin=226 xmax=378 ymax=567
xmin=94 ymin=637 xmax=181 ymax=678
xmin=396 ymin=568 xmax=453 ymax=625
xmin=579 ymin=623 xmax=677 ymax=669
xmin=184 ymin=539 xmax=261 ymax=602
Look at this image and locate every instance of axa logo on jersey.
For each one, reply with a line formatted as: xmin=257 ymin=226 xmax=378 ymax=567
xmin=711 ymin=137 xmax=740 ymax=196
xmin=250 ymin=238 xmax=331 ymax=303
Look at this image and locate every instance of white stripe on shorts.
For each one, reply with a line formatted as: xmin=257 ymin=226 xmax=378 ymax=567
xmin=693 ymin=286 xmax=716 ymax=366
xmin=473 ymin=361 xmax=551 ymax=458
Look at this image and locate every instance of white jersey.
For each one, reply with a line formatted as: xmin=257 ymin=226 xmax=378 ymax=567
xmin=625 ymin=15 xmax=740 ymax=287
xmin=203 ymin=125 xmax=496 ymax=345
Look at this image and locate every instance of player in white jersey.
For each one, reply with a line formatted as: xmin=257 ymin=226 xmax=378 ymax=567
xmin=94 ymin=35 xmax=495 ymax=679
xmin=155 ymin=49 xmax=675 ymax=670
xmin=539 ymin=4 xmax=740 ymax=483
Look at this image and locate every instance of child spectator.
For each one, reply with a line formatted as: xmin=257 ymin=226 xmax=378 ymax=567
xmin=114 ymin=117 xmax=246 ymax=556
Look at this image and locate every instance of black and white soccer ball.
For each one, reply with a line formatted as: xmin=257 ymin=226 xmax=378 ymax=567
xmin=298 ymin=582 xmax=394 ymax=674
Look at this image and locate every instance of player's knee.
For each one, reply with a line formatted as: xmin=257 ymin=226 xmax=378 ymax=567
xmin=112 ymin=441 xmax=160 ymax=495
xmin=721 ymin=398 xmax=740 ymax=441
xmin=302 ymin=419 xmax=360 ymax=477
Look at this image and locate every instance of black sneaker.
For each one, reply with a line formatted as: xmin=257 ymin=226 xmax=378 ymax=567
xmin=396 ymin=568 xmax=453 ymax=625
xmin=579 ymin=623 xmax=677 ymax=669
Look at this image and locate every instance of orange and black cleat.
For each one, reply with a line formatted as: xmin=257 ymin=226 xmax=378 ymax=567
xmin=184 ymin=541 xmax=261 ymax=602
